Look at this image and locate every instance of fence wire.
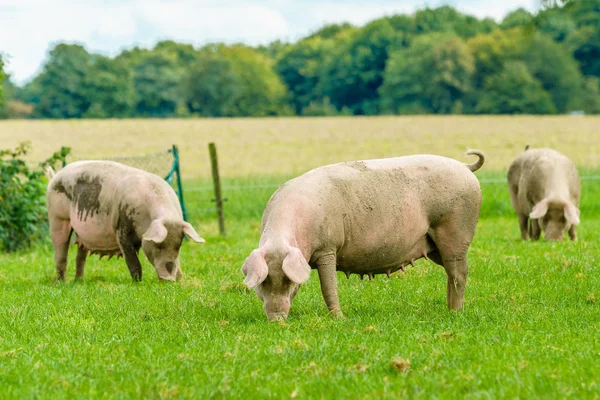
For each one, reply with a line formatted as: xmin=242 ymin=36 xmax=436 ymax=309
xmin=186 ymin=175 xmax=600 ymax=192
xmin=65 ymin=150 xmax=175 ymax=179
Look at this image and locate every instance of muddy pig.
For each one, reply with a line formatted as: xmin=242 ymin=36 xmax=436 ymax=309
xmin=46 ymin=161 xmax=204 ymax=281
xmin=507 ymin=146 xmax=581 ymax=241
xmin=241 ymin=150 xmax=485 ymax=321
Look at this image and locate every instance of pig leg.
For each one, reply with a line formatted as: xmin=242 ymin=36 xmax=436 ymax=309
xmin=530 ymin=219 xmax=541 ymax=240
xmin=121 ymin=245 xmax=143 ymax=281
xmin=117 ymin=229 xmax=143 ymax=281
xmin=431 ymin=224 xmax=471 ymax=310
xmin=49 ymin=217 xmax=72 ymax=281
xmin=75 ymin=245 xmax=87 ymax=279
xmin=568 ymin=225 xmax=577 ymax=241
xmin=442 ymin=255 xmax=468 ymax=310
xmin=315 ymin=253 xmax=343 ymax=318
xmin=509 ymin=185 xmax=528 ymax=240
xmin=518 ymin=213 xmax=530 ymax=240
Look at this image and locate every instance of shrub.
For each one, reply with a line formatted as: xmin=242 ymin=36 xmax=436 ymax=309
xmin=0 ymin=142 xmax=70 ymax=252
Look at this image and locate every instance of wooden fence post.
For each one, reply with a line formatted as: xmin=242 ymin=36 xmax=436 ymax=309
xmin=209 ymin=143 xmax=226 ymax=236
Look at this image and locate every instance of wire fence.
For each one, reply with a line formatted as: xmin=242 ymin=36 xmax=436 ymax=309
xmin=185 ymin=175 xmax=600 ymax=192
xmin=65 ymin=150 xmax=176 ymax=179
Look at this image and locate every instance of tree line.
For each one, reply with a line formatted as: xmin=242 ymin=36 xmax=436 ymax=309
xmin=1 ymin=1 xmax=599 ymax=118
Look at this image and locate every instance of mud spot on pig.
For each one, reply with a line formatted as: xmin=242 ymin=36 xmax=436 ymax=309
xmin=72 ymin=175 xmax=103 ymax=220
xmin=345 ymin=161 xmax=368 ymax=172
xmin=53 ymin=180 xmax=73 ymax=201
xmin=117 ymin=204 xmax=138 ymax=235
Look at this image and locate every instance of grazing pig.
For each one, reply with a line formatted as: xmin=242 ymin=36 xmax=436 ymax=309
xmin=46 ymin=161 xmax=204 ymax=281
xmin=507 ymin=146 xmax=581 ymax=241
xmin=241 ymin=150 xmax=485 ymax=321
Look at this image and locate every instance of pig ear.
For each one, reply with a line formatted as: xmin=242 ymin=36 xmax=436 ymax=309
xmin=183 ymin=222 xmax=205 ymax=243
xmin=282 ymin=247 xmax=311 ymax=285
xmin=142 ymin=219 xmax=168 ymax=243
xmin=530 ymin=199 xmax=549 ymax=219
xmin=564 ymin=202 xmax=580 ymax=226
xmin=241 ymin=250 xmax=268 ymax=289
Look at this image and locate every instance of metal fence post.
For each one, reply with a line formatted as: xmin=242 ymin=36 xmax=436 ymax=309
xmin=171 ymin=145 xmax=188 ymax=222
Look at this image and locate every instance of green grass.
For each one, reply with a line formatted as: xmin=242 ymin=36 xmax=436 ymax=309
xmin=1 ymin=171 xmax=599 ymax=399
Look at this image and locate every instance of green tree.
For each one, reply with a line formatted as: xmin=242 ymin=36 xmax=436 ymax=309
xmin=257 ymin=40 xmax=293 ymax=60
xmin=131 ymin=51 xmax=183 ymax=117
xmin=118 ymin=42 xmax=198 ymax=117
xmin=380 ymin=33 xmax=474 ymax=114
xmin=305 ymin=23 xmax=356 ymax=40
xmin=467 ymin=28 xmax=526 ymax=90
xmin=318 ymin=19 xmax=400 ymax=115
xmin=35 ymin=44 xmax=91 ymax=118
xmin=154 ymin=40 xmax=197 ymax=65
xmin=183 ymin=45 xmax=290 ymax=117
xmin=476 ymin=62 xmax=556 ymax=114
xmin=566 ymin=26 xmax=600 ymax=78
xmin=501 ymin=8 xmax=534 ymax=29
xmin=221 ymin=45 xmax=291 ymax=116
xmin=275 ymin=37 xmax=336 ymax=114
xmin=524 ymin=33 xmax=584 ymax=112
xmin=569 ymin=0 xmax=600 ymax=29
xmin=413 ymin=6 xmax=496 ymax=38
xmin=581 ymin=76 xmax=600 ymax=113
xmin=181 ymin=50 xmax=241 ymax=116
xmin=83 ymin=55 xmax=135 ymax=118
xmin=535 ymin=7 xmax=577 ymax=42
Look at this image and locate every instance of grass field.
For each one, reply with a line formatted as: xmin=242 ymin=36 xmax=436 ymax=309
xmin=1 ymin=117 xmax=599 ymax=398
xmin=2 ymin=116 xmax=600 ymax=177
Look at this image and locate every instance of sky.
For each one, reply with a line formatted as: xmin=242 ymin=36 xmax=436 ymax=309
xmin=0 ymin=0 xmax=538 ymax=85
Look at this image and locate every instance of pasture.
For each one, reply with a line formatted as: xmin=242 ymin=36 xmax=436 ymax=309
xmin=0 ymin=116 xmax=599 ymax=398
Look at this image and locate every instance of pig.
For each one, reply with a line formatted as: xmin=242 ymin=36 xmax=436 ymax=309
xmin=507 ymin=146 xmax=581 ymax=241
xmin=46 ymin=160 xmax=204 ymax=282
xmin=241 ymin=150 xmax=485 ymax=321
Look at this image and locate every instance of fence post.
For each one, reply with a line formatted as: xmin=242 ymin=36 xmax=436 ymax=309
xmin=172 ymin=145 xmax=188 ymax=222
xmin=209 ymin=143 xmax=226 ymax=236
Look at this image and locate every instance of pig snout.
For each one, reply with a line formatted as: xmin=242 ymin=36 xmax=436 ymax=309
xmin=544 ymin=226 xmax=567 ymax=241
xmin=264 ymin=295 xmax=291 ymax=322
xmin=155 ymin=262 xmax=180 ymax=281
xmin=540 ymin=219 xmax=569 ymax=241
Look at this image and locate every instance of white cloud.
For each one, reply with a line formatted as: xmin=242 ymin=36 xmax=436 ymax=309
xmin=306 ymin=4 xmax=416 ymax=27
xmin=135 ymin=0 xmax=290 ymax=44
xmin=0 ymin=0 xmax=540 ymax=85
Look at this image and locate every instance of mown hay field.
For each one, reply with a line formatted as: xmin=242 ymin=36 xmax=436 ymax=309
xmin=2 ymin=116 xmax=600 ymax=178
xmin=1 ymin=116 xmax=599 ymax=398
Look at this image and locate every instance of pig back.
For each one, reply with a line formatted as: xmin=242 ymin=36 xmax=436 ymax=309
xmin=514 ymin=149 xmax=581 ymax=206
xmin=49 ymin=160 xmax=182 ymax=225
xmin=264 ymin=155 xmax=481 ymax=265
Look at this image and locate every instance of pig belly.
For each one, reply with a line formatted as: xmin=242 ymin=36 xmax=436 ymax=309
xmin=336 ymin=235 xmax=435 ymax=275
xmin=69 ymin=212 xmax=119 ymax=251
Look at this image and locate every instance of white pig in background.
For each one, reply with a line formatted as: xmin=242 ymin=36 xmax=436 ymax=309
xmin=242 ymin=150 xmax=485 ymax=321
xmin=508 ymin=146 xmax=581 ymax=241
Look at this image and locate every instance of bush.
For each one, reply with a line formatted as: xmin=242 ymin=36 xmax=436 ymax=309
xmin=0 ymin=143 xmax=70 ymax=252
